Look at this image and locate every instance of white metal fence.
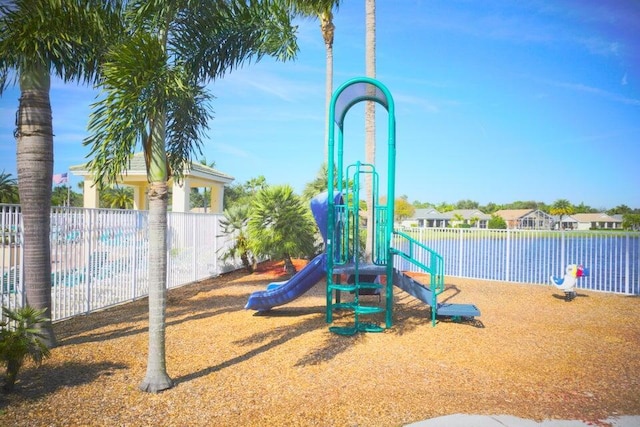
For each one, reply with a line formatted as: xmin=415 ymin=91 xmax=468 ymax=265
xmin=395 ymin=227 xmax=640 ymax=295
xmin=1 ymin=204 xmax=242 ymax=322
xmin=2 ymin=206 xmax=639 ymax=324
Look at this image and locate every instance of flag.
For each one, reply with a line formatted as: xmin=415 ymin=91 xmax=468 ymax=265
xmin=52 ymin=173 xmax=68 ymax=185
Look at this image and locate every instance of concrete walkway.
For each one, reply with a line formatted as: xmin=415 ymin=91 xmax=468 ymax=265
xmin=406 ymin=414 xmax=640 ymax=427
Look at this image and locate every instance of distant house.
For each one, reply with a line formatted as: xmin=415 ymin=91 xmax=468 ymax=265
xmin=553 ymin=215 xmax=578 ymax=230
xmin=570 ymin=213 xmax=622 ymax=230
xmin=494 ymin=209 xmax=554 ymax=230
xmin=448 ymin=209 xmax=491 ymax=229
xmin=405 ymin=208 xmax=490 ymax=229
xmin=409 ymin=208 xmax=450 ymax=228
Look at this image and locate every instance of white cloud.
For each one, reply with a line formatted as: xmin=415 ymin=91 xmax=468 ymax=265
xmin=538 ymin=78 xmax=640 ymax=106
xmin=394 ymin=93 xmax=440 ymax=113
xmin=212 ymin=64 xmax=323 ymax=104
xmin=212 ymin=142 xmax=250 ymax=158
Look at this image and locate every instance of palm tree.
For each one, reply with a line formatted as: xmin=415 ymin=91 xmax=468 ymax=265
xmin=437 ymin=202 xmax=455 ymax=212
xmin=51 ymin=185 xmax=71 ymax=207
xmin=285 ymin=0 xmax=341 ymax=161
xmin=83 ymin=1 xmax=298 ymax=393
xmin=102 ymin=186 xmax=133 ymax=209
xmin=452 ymin=213 xmax=464 ymax=228
xmin=302 ymin=163 xmax=329 ymax=201
xmin=219 ymin=204 xmax=255 ymax=273
xmin=301 ymin=163 xmax=345 ymax=202
xmin=0 ymin=306 xmax=51 ymax=392
xmin=0 ymin=0 xmax=122 ymax=348
xmin=0 ymin=171 xmax=19 ymax=203
xmin=248 ymin=185 xmax=317 ymax=276
xmin=364 ymin=0 xmax=376 ymax=261
xmin=245 ymin=175 xmax=268 ymax=194
xmin=198 ymin=157 xmax=216 ymax=212
xmin=550 ymin=199 xmax=575 ymax=230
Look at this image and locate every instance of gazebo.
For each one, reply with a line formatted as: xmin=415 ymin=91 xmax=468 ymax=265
xmin=69 ymin=153 xmax=234 ymax=213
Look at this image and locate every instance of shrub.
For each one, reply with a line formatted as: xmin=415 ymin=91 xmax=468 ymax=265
xmin=0 ymin=306 xmax=51 ymax=392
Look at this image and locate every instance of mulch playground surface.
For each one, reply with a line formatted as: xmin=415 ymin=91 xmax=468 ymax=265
xmin=1 ymin=259 xmax=639 ymax=426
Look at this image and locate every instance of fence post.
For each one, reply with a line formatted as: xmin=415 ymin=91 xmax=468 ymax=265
xmin=560 ymin=230 xmax=566 ymax=272
xmin=85 ymin=210 xmax=93 ymax=315
xmin=458 ymin=228 xmax=464 ymax=277
xmin=505 ymin=228 xmax=511 ymax=282
xmin=131 ymin=213 xmax=139 ymax=300
xmin=18 ymin=208 xmax=25 ymax=308
xmin=212 ymin=216 xmax=219 ymax=275
xmin=625 ymin=234 xmax=630 ymax=294
xmin=192 ymin=215 xmax=198 ymax=283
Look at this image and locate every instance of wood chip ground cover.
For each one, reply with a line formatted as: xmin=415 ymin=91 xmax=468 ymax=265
xmin=1 ymin=259 xmax=639 ymax=426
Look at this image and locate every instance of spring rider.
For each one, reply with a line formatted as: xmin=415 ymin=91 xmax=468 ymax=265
xmin=550 ymin=264 xmax=589 ymax=301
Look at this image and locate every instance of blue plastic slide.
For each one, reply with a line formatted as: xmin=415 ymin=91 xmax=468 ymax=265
xmin=244 ymin=253 xmax=327 ymax=311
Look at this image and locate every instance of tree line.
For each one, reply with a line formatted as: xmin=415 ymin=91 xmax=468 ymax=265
xmin=410 ymin=198 xmax=640 ymax=217
xmin=3 ymin=168 xmax=639 ymax=224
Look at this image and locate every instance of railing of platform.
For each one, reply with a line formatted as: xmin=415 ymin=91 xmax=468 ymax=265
xmin=395 ymin=227 xmax=639 ymax=295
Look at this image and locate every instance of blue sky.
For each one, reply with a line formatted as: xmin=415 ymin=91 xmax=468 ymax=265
xmin=1 ymin=0 xmax=639 ymax=210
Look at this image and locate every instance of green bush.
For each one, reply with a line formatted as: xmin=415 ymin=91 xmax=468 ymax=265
xmin=488 ymin=215 xmax=507 ymax=229
xmin=0 ymin=306 xmax=51 ymax=392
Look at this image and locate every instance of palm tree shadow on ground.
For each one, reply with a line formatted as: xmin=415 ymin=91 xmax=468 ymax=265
xmin=0 ymin=361 xmax=127 ymax=409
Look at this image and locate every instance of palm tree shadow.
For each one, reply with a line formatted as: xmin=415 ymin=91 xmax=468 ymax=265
xmin=252 ymin=305 xmax=325 ymax=317
xmin=57 ymin=293 xmax=245 ymax=347
xmin=174 ymin=314 xmax=336 ymax=385
xmin=173 ymin=311 xmax=356 ymax=386
xmin=295 ymin=332 xmax=366 ymax=366
xmin=0 ymin=361 xmax=127 ymax=410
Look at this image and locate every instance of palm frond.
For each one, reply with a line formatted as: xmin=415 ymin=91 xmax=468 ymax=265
xmin=84 ymin=31 xmax=169 ymax=184
xmin=171 ymin=0 xmax=298 ymax=82
xmin=0 ymin=0 xmax=124 ymax=87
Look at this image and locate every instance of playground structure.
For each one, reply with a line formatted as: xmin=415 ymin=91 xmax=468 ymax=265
xmin=550 ymin=264 xmax=589 ymax=301
xmin=245 ymin=77 xmax=481 ymax=334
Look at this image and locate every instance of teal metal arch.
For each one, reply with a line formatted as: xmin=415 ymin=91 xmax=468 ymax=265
xmin=325 ymin=77 xmax=397 ymax=333
xmin=327 ymin=76 xmax=396 ymax=209
xmin=331 ymin=79 xmax=392 ymax=128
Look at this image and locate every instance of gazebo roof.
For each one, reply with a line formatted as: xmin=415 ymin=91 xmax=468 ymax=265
xmin=70 ymin=152 xmax=234 ymax=187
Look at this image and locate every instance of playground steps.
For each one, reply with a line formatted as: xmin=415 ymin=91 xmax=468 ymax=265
xmin=328 ymin=262 xmax=387 ymax=335
xmin=333 ymin=302 xmax=384 ymax=315
xmin=393 ymin=270 xmax=481 ymax=322
xmin=436 ymin=303 xmax=481 ymax=318
xmin=330 ymin=322 xmax=384 ymax=335
xmin=334 ymin=263 xmax=385 ymax=296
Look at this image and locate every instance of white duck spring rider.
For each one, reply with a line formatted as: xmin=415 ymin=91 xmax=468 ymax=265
xmin=550 ymin=264 xmax=589 ymax=301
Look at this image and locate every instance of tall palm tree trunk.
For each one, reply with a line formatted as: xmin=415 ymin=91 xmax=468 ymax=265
xmin=139 ymin=113 xmax=173 ymax=393
xmin=15 ymin=62 xmax=56 ymax=348
xmin=321 ymin=12 xmax=335 ymax=163
xmin=364 ymin=0 xmax=376 ymax=262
